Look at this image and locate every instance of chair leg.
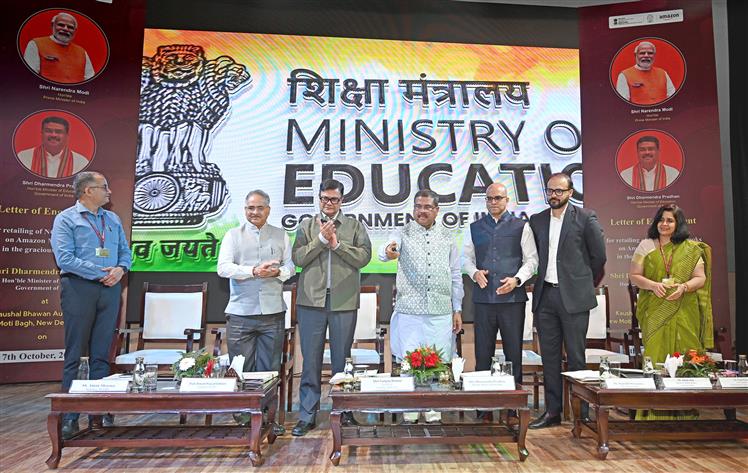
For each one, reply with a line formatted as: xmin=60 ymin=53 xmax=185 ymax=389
xmin=533 ymin=373 xmax=540 ymax=410
xmin=278 ymin=375 xmax=287 ymax=425
xmin=179 ymin=414 xmax=187 ymax=424
xmin=287 ymin=374 xmax=294 ymax=413
xmin=205 ymin=414 xmax=213 ymax=426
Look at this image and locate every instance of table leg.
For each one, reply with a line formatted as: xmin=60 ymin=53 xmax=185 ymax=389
xmin=248 ymin=411 xmax=264 ymax=467
xmin=594 ymin=405 xmax=609 ymax=460
xmin=329 ymin=411 xmax=342 ymax=466
xmin=267 ymin=397 xmax=279 ymax=444
xmin=46 ymin=412 xmax=62 ymax=469
xmin=517 ymin=409 xmax=529 ymax=461
xmin=571 ymin=390 xmax=582 ymax=439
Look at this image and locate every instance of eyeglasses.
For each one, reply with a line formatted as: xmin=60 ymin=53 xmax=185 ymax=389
xmin=244 ymin=206 xmax=267 ymax=212
xmin=320 ymin=196 xmax=341 ymax=204
xmin=414 ymin=204 xmax=437 ymax=211
xmin=486 ymin=196 xmax=507 ymax=202
xmin=89 ymin=185 xmax=109 ymax=191
xmin=545 ymin=188 xmax=570 ymax=197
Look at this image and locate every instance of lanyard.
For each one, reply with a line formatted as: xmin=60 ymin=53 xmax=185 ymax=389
xmin=85 ymin=214 xmax=106 ymax=248
xmin=658 ymin=242 xmax=673 ymax=277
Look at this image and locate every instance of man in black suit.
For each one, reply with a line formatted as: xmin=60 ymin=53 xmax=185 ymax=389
xmin=528 ymin=173 xmax=606 ymax=429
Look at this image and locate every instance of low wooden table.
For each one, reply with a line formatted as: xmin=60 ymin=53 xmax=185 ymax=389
xmin=328 ymin=384 xmax=530 ymax=465
xmin=565 ymin=375 xmax=748 ymax=459
xmin=46 ymin=379 xmax=279 ymax=468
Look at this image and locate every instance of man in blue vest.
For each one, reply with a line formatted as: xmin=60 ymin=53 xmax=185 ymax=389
xmin=463 ymin=183 xmax=538 ymax=419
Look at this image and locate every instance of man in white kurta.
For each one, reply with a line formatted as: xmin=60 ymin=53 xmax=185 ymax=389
xmin=379 ymin=190 xmax=463 ymax=423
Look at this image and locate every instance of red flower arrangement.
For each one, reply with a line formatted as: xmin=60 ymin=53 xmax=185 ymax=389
xmin=673 ymin=349 xmax=718 ymax=378
xmin=403 ymin=345 xmax=447 ymax=384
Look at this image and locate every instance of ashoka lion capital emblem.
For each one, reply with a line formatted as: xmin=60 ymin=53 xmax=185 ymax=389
xmin=134 ymin=44 xmax=251 ymax=226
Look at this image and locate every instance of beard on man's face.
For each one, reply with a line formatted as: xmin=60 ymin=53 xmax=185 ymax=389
xmin=548 ymin=195 xmax=569 ymax=209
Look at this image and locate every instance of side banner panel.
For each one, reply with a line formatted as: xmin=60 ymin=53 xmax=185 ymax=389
xmin=0 ymin=1 xmax=145 ymax=382
xmin=580 ymin=0 xmax=731 ymax=354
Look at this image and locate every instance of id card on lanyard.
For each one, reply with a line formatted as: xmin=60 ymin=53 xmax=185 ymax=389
xmin=86 ymin=213 xmax=110 ymax=257
xmin=659 ymin=243 xmax=674 ymax=285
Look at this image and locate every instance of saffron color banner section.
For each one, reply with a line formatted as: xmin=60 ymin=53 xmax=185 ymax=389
xmin=580 ymin=0 xmax=731 ymax=353
xmin=132 ymin=30 xmax=581 ymax=273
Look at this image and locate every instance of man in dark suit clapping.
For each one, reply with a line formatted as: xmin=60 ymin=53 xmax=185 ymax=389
xmin=528 ymin=173 xmax=606 ymax=429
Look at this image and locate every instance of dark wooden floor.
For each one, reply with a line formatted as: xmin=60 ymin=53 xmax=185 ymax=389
xmin=1 ymin=380 xmax=746 ymax=472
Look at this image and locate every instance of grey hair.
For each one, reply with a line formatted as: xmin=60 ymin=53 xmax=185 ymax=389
xmin=413 ymin=189 xmax=439 ymax=206
xmin=245 ymin=189 xmax=270 ymax=206
xmin=51 ymin=12 xmax=78 ymax=28
xmin=634 ymin=41 xmax=656 ymax=54
xmin=73 ymin=172 xmax=102 ymax=199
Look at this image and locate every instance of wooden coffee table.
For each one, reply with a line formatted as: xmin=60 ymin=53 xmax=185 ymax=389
xmin=46 ymin=379 xmax=279 ymax=468
xmin=565 ymin=375 xmax=748 ymax=459
xmin=328 ymin=384 xmax=530 ymax=465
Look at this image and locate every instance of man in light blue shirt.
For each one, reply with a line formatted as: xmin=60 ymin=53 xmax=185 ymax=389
xmin=51 ymin=171 xmax=131 ymax=439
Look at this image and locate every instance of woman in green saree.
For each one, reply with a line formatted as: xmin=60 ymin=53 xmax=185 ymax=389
xmin=629 ymin=204 xmax=712 ymax=420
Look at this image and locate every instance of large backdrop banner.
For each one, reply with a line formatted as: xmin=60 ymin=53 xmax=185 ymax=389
xmin=132 ymin=30 xmax=581 ymax=273
xmin=580 ymin=0 xmax=731 ymax=352
xmin=0 ymin=1 xmax=145 ymax=383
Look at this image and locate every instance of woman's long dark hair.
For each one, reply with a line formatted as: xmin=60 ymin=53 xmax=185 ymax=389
xmin=647 ymin=203 xmax=690 ymax=243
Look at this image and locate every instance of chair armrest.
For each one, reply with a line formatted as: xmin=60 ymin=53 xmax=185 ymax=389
xmin=184 ymin=328 xmax=206 ymax=352
xmin=210 ymin=327 xmax=226 ymax=357
xmin=111 ymin=327 xmax=142 ymax=360
xmin=116 ymin=327 xmax=142 ymax=335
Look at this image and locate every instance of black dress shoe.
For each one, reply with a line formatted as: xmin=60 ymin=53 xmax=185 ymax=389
xmin=528 ymin=412 xmax=561 ymax=429
xmin=61 ymin=419 xmax=80 ymax=440
xmin=291 ymin=420 xmax=315 ymax=437
xmin=341 ymin=411 xmax=359 ymax=426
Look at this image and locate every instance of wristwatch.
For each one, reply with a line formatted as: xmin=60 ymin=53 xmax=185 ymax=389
xmin=514 ymin=277 xmax=522 ymax=286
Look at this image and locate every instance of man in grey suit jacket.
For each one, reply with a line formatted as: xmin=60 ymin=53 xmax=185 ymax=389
xmin=528 ymin=173 xmax=606 ymax=429
xmin=291 ymin=179 xmax=372 ymax=436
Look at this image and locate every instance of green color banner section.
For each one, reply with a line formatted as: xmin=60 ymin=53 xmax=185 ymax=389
xmin=131 ymin=221 xmax=465 ymax=273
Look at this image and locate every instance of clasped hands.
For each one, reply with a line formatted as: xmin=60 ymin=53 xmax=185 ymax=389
xmin=318 ymin=217 xmax=339 ymax=248
xmin=253 ymin=260 xmax=281 ymax=278
xmin=99 ymin=266 xmax=124 ymax=287
xmin=650 ymin=280 xmax=687 ymax=300
xmin=473 ymin=269 xmax=518 ymax=294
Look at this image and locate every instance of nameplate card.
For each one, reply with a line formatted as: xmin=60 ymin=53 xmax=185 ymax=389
xmin=360 ymin=376 xmax=414 ymax=392
xmin=603 ymin=378 xmax=656 ymax=390
xmin=463 ymin=376 xmax=515 ymax=391
xmin=661 ymin=377 xmax=713 ymax=390
xmin=179 ymin=378 xmax=237 ymax=393
xmin=719 ymin=378 xmax=748 ymax=389
xmin=69 ymin=379 xmax=130 ymax=393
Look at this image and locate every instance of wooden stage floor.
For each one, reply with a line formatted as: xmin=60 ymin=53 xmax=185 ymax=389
xmin=1 ymin=381 xmax=746 ymax=472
